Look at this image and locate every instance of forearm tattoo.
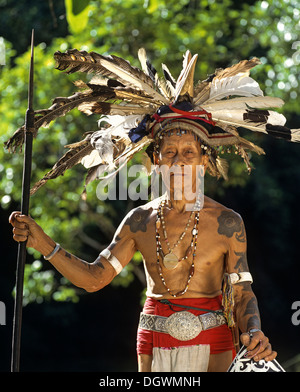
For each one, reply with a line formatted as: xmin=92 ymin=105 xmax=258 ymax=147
xmin=239 ymin=291 xmax=261 ymax=331
xmin=59 ymin=248 xmax=101 ymax=271
xmin=246 ymin=315 xmax=261 ymax=330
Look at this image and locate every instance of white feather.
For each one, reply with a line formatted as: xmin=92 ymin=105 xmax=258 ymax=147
xmin=81 ymin=149 xmax=102 ymax=168
xmin=206 ymin=73 xmax=263 ymax=103
xmin=291 ymin=129 xmax=300 ymax=142
xmin=138 ymin=48 xmax=148 ymax=74
xmin=212 ymin=109 xmax=286 ymax=134
xmin=91 ymin=132 xmax=114 ymax=163
xmin=82 ymin=114 xmax=146 ymax=169
xmin=161 ymin=63 xmax=176 ymax=98
xmin=99 ymin=114 xmax=144 ymax=135
xmin=201 ymin=96 xmax=284 ymax=112
xmin=99 ymin=115 xmax=144 ymax=146
xmin=174 ymin=53 xmax=198 ymax=101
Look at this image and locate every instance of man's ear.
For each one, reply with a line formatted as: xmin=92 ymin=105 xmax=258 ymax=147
xmin=201 ymin=154 xmax=209 ymax=170
xmin=153 ymin=152 xmax=159 ymax=166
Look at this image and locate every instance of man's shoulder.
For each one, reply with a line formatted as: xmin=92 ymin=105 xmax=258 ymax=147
xmin=118 ymin=198 xmax=159 ymax=232
xmin=125 ymin=198 xmax=160 ymax=217
xmin=203 ymin=195 xmax=242 ymax=220
xmin=203 ymin=196 xmax=245 ymax=243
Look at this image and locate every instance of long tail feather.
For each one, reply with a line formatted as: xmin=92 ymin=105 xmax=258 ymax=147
xmin=30 ymin=141 xmax=93 ymax=194
xmin=4 ymin=88 xmax=116 ymax=152
xmin=55 ymin=49 xmax=169 ymax=104
xmin=78 ymin=102 xmax=153 ymax=116
xmin=214 ymin=57 xmax=261 ymax=80
xmin=201 ymin=96 xmax=284 ymax=112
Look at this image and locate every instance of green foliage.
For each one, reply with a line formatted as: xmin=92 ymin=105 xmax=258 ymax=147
xmin=1 ymin=0 xmax=300 ymax=304
xmin=18 ymin=260 xmax=79 ymax=306
xmin=65 ymin=0 xmax=92 ymax=34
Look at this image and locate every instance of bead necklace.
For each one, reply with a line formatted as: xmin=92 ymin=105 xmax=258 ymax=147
xmin=155 ymin=200 xmax=200 ymax=297
xmin=158 ymin=199 xmax=195 ymax=269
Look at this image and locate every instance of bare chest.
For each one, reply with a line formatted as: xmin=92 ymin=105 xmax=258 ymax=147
xmin=134 ymin=209 xmax=227 ymax=278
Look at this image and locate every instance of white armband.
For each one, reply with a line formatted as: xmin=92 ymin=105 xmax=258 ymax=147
xmin=229 ymin=272 xmax=253 ymax=285
xmin=100 ymin=249 xmax=123 ymax=275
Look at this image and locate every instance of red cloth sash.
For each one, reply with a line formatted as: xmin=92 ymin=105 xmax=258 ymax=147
xmin=137 ymin=296 xmax=235 ymax=356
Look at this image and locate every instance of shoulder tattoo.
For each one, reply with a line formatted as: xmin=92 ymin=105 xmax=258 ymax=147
xmin=124 ymin=208 xmax=152 ymax=233
xmin=217 ymin=210 xmax=246 ymax=242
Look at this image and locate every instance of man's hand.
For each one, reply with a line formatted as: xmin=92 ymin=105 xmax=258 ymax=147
xmin=9 ymin=211 xmax=49 ymax=251
xmin=240 ymin=330 xmax=277 ymax=362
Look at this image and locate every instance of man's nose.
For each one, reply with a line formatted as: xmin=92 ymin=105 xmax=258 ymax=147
xmin=173 ymin=153 xmax=185 ymax=165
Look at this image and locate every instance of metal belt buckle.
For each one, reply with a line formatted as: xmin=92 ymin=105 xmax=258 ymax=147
xmin=165 ymin=311 xmax=202 ymax=341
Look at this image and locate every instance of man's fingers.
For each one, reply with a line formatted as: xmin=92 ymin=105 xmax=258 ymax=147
xmin=9 ymin=212 xmax=35 ymax=244
xmin=12 ymin=231 xmax=29 ymax=242
xmin=240 ymin=332 xmax=251 ymax=347
xmin=252 ymin=344 xmax=277 ymax=362
xmin=13 ymin=227 xmax=30 ymax=237
xmin=244 ymin=340 xmax=263 ymax=359
xmin=15 ymin=214 xmax=32 ymax=224
xmin=12 ymin=226 xmax=30 ymax=242
xmin=13 ymin=220 xmax=28 ymax=230
xmin=264 ymin=349 xmax=278 ymax=362
xmin=13 ymin=234 xmax=28 ymax=242
xmin=247 ymin=336 xmax=265 ymax=352
xmin=240 ymin=331 xmax=277 ymax=362
xmin=8 ymin=211 xmax=21 ymax=225
xmin=9 ymin=212 xmax=33 ymax=229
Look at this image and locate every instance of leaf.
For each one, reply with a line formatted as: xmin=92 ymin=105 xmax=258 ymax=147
xmin=71 ymin=0 xmax=90 ymax=15
xmin=146 ymin=0 xmax=159 ymax=14
xmin=65 ymin=0 xmax=91 ymax=34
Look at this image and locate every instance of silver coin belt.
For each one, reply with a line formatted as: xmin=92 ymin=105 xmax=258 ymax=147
xmin=139 ymin=310 xmax=226 ymax=341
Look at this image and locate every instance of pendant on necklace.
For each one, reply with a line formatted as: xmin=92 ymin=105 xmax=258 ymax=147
xmin=163 ymin=252 xmax=179 ymax=270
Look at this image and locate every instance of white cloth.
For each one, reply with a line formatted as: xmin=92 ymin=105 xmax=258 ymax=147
xmin=151 ymin=345 xmax=210 ymax=372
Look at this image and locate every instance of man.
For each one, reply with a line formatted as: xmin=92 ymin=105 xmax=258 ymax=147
xmin=9 ymin=127 xmax=277 ymax=371
xmin=8 ymin=48 xmax=294 ymax=372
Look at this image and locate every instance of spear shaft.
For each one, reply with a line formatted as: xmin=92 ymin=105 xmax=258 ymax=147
xmin=11 ymin=29 xmax=35 ymax=372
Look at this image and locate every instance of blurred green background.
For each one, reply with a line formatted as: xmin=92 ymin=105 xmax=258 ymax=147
xmin=0 ymin=0 xmax=300 ymax=372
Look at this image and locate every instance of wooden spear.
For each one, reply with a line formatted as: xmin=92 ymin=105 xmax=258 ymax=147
xmin=11 ymin=29 xmax=35 ymax=372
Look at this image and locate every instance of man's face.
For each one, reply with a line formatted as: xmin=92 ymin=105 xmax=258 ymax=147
xmin=157 ymin=132 xmax=207 ymax=202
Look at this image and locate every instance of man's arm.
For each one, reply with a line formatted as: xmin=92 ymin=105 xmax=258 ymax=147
xmin=219 ymin=209 xmax=277 ymax=361
xmin=9 ymin=211 xmax=136 ymax=293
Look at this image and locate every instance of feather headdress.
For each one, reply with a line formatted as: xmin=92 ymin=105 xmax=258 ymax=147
xmin=5 ymin=48 xmax=299 ymax=194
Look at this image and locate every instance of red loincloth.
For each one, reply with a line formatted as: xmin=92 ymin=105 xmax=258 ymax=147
xmin=137 ymin=295 xmax=235 ymax=358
